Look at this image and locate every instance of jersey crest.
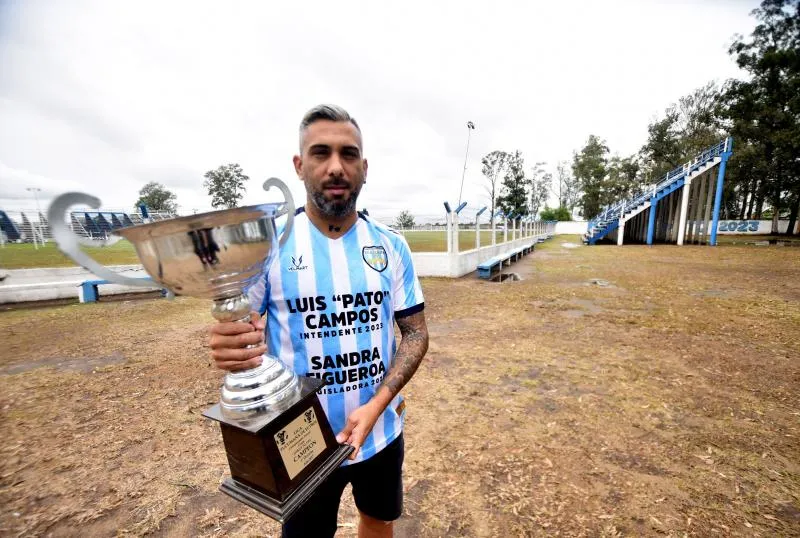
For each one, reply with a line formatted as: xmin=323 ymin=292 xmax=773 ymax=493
xmin=362 ymin=245 xmax=388 ymax=272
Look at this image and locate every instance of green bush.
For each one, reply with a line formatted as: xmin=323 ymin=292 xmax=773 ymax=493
xmin=539 ymin=205 xmax=572 ymax=221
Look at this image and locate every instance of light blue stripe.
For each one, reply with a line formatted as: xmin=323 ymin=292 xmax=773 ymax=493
xmin=398 ymin=239 xmax=419 ymax=310
xmin=244 ymin=261 xmax=267 ymax=316
xmin=273 ymin=224 xmax=306 ymax=373
xmin=365 ymin=225 xmax=401 ymax=447
xmin=385 ymin=336 xmax=400 ymax=443
xmin=261 ymin=279 xmax=272 ymax=346
xmin=342 ymin=230 xmax=379 ymax=459
xmin=309 ymin=226 xmax=346 ymax=443
xmin=259 ymin=273 xmax=270 ymax=317
xmin=265 ymin=222 xmax=285 ymax=359
xmin=258 ymin=237 xmax=280 ymax=317
xmin=371 ymin=226 xmax=415 ymax=309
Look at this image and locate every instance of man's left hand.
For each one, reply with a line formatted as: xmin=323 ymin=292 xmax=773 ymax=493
xmin=336 ymin=400 xmax=383 ymax=460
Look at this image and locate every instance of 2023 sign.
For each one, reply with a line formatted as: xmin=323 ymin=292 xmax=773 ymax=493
xmin=717 ymin=220 xmax=759 ymax=232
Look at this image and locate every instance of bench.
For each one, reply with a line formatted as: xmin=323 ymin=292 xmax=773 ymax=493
xmin=477 ymin=242 xmax=536 ymax=279
xmin=477 ymin=254 xmax=507 ymax=279
xmin=79 ymin=278 xmax=168 ymax=303
xmin=509 ymin=243 xmax=535 ymax=260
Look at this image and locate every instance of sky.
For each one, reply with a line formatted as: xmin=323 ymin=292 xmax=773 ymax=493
xmin=0 ymin=0 xmax=761 ymax=224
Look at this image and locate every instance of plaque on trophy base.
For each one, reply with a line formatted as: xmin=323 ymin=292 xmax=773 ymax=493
xmin=203 ymin=377 xmax=353 ymax=522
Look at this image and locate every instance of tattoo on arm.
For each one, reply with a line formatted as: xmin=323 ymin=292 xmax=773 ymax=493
xmin=381 ymin=311 xmax=429 ymax=397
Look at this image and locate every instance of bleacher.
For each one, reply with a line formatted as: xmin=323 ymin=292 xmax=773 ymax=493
xmin=82 ymin=212 xmax=104 ymax=238
xmin=0 ymin=210 xmax=22 ymax=242
xmin=38 ymin=213 xmax=52 ymax=239
xmin=0 ymin=208 xmax=177 ymax=243
xmin=583 ymin=138 xmax=733 ymax=246
xmin=70 ymin=214 xmax=92 ymax=239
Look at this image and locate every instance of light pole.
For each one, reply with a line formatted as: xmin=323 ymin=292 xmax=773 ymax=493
xmin=26 ymin=187 xmax=42 ymax=248
xmin=457 ymin=121 xmax=475 ymax=207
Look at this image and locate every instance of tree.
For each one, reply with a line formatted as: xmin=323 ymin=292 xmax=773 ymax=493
xmin=134 ymin=182 xmax=178 ymax=213
xmin=606 ymin=156 xmax=641 ymax=202
xmin=556 ymin=161 xmax=581 ymax=213
xmin=640 ymin=83 xmax=724 ymax=181
xmin=497 ymin=151 xmax=529 ymax=217
xmin=203 ymin=163 xmax=250 ymax=209
xmin=723 ymin=0 xmax=800 ymax=234
xmin=676 ymin=82 xmax=723 ymax=153
xmin=394 ymin=210 xmax=415 ymax=229
xmin=640 ymin=109 xmax=683 ymax=182
xmin=528 ymin=162 xmax=551 ymax=218
xmin=539 ymin=205 xmax=572 ymax=221
xmin=718 ymin=98 xmax=771 ymax=220
xmin=481 ymin=151 xmax=510 ymax=224
xmin=572 ymin=135 xmax=609 ymax=219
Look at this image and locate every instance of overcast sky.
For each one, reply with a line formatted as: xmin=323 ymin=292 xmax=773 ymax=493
xmin=0 ymin=0 xmax=760 ymax=223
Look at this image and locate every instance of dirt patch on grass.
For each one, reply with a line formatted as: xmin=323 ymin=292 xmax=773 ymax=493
xmin=1 ymin=240 xmax=798 ymax=537
xmin=0 ymin=352 xmax=127 ymax=375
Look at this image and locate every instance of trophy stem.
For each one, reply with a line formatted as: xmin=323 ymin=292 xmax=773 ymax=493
xmin=211 ymin=294 xmax=300 ymax=419
xmin=211 ymin=293 xmax=253 ymax=324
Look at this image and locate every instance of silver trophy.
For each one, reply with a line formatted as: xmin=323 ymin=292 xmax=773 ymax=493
xmin=48 ymin=178 xmax=353 ymax=522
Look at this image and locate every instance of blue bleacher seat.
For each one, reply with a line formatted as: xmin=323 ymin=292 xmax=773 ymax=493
xmin=0 ymin=210 xmax=22 ymax=241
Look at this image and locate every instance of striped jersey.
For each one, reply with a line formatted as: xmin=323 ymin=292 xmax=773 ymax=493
xmin=246 ymin=208 xmax=425 ymax=464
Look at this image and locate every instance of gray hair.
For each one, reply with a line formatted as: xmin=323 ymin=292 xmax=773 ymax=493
xmin=298 ymin=104 xmax=362 ymax=152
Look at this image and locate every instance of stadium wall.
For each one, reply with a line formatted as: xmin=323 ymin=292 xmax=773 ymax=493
xmin=0 ymin=265 xmax=155 ymax=304
xmin=545 ymin=220 xmax=796 ymax=235
xmin=713 ymin=220 xmax=796 ymax=234
xmin=412 ymin=235 xmax=539 ymax=278
xmin=554 ymin=221 xmax=588 ymax=235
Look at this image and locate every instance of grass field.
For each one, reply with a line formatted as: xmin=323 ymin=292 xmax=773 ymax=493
xmin=1 ymin=237 xmax=798 ymax=537
xmin=397 ymin=230 xmax=506 ymax=252
xmin=2 ymin=232 xmax=797 ymax=270
xmin=0 ymin=231 xmax=506 ymax=270
xmin=0 ymin=241 xmax=141 ymax=269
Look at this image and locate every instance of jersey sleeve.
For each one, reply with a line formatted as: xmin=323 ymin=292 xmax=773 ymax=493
xmin=246 ymin=216 xmax=290 ymax=316
xmin=391 ymin=235 xmax=424 ymax=319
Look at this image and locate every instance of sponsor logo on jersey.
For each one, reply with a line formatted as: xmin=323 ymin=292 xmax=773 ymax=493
xmin=289 ymin=255 xmax=308 ymax=272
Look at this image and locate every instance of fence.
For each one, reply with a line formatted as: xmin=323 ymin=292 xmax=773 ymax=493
xmin=410 ymin=218 xmax=557 ymax=277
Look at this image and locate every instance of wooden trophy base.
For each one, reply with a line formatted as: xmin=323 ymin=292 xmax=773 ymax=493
xmin=203 ymin=376 xmax=354 ymax=523
xmin=220 ymin=443 xmax=353 ymax=522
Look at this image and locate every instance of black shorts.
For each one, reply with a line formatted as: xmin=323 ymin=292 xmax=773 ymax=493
xmin=281 ymin=433 xmax=404 ymax=538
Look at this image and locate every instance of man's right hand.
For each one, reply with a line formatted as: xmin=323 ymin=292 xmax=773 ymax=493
xmin=208 ymin=311 xmax=267 ymax=371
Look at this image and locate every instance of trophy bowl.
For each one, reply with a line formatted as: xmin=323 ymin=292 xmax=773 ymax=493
xmin=47 ymin=178 xmax=353 ymax=522
xmin=116 ymin=204 xmax=285 ymax=299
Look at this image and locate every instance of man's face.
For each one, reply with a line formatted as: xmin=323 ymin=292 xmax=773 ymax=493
xmin=293 ymin=120 xmax=368 ymax=219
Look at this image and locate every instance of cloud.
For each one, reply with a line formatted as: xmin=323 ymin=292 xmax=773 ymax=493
xmin=0 ymin=161 xmax=85 ymax=201
xmin=0 ymin=0 xmax=759 ymax=222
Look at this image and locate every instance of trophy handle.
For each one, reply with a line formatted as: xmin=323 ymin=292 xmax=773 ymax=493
xmin=47 ymin=192 xmax=155 ymax=288
xmin=263 ymin=178 xmax=294 ymax=248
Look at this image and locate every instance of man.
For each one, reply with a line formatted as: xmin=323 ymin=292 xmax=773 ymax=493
xmin=208 ymin=104 xmax=429 ymax=538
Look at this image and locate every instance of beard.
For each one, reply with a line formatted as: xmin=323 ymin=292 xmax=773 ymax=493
xmin=306 ymin=177 xmax=363 ymax=219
